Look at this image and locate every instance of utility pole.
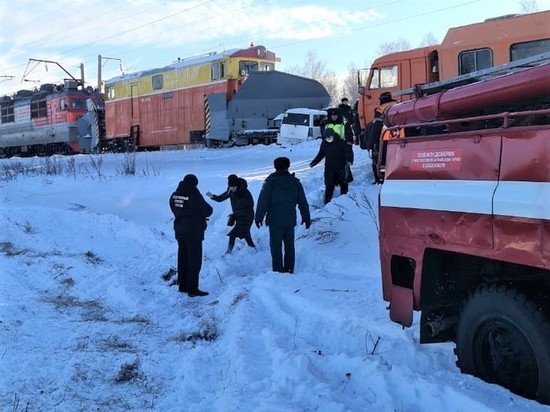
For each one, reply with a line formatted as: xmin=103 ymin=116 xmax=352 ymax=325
xmin=98 ymin=55 xmax=122 ymax=94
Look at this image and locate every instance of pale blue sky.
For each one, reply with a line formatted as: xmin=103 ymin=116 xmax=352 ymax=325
xmin=1 ymin=0 xmax=548 ymax=94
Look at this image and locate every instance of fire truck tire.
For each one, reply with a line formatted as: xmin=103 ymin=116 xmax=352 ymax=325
xmin=455 ymin=284 xmax=550 ymax=404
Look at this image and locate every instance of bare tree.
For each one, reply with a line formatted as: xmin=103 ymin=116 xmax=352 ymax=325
xmin=341 ymin=64 xmax=359 ymax=104
xmin=322 ymin=75 xmax=340 ymax=107
xmin=520 ymin=0 xmax=539 ymax=12
xmin=288 ymin=50 xmax=328 ymax=80
xmin=376 ymin=38 xmax=411 ymax=55
xmin=287 ymin=50 xmax=339 ymax=106
xmin=418 ymin=32 xmax=439 ymax=47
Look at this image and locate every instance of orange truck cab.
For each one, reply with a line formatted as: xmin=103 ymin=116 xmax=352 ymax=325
xmin=357 ymin=10 xmax=550 ymax=131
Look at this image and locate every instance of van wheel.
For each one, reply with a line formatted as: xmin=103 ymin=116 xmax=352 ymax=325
xmin=455 ymin=284 xmax=550 ymax=404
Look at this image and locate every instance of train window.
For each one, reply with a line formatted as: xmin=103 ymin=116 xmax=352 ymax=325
xmin=211 ymin=63 xmax=221 ymax=80
xmin=239 ymin=60 xmax=259 ymax=76
xmin=511 ymin=38 xmax=550 ymax=60
xmin=1 ymin=105 xmax=14 ymax=123
xmin=259 ymin=62 xmax=274 ymax=71
xmin=152 ymin=74 xmax=163 ymax=90
xmin=31 ymin=100 xmax=47 ymax=119
xmin=459 ymin=48 xmax=493 ymax=75
xmin=71 ymin=100 xmax=87 ymax=109
xmin=60 ymin=99 xmax=68 ymax=110
xmin=107 ymin=87 xmax=115 ymax=100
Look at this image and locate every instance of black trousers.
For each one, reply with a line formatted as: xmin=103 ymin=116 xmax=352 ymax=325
xmin=324 ymin=169 xmax=348 ymax=204
xmin=227 ymin=233 xmax=255 ymax=252
xmin=177 ymin=238 xmax=203 ymax=292
xmin=268 ymin=226 xmax=295 ymax=273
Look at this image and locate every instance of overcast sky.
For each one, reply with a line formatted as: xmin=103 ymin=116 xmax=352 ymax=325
xmin=1 ymin=0 xmax=549 ymax=94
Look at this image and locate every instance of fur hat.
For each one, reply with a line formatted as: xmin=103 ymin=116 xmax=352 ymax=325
xmin=379 ymin=92 xmax=397 ymax=104
xmin=227 ymin=174 xmax=239 ymax=186
xmin=273 ymin=156 xmax=290 ymax=171
xmin=183 ymin=174 xmax=198 ymax=187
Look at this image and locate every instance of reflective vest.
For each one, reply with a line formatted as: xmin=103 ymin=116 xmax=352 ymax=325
xmin=325 ymin=123 xmax=345 ymax=140
xmin=377 ymin=101 xmax=404 ymax=140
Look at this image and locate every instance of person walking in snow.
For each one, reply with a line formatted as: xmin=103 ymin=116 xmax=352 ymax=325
xmin=169 ymin=174 xmax=213 ymax=297
xmin=338 ymin=97 xmax=356 ymax=144
xmin=206 ymin=174 xmax=256 ymax=254
xmin=309 ymin=128 xmax=353 ymax=204
xmin=325 ymin=107 xmax=354 ymax=182
xmin=255 ymin=157 xmax=311 ymax=274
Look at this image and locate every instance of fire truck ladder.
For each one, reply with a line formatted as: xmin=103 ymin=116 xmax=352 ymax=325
xmin=395 ymin=51 xmax=550 ymax=98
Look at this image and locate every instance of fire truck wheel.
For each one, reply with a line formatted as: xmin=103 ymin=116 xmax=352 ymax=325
xmin=455 ymin=284 xmax=550 ymax=404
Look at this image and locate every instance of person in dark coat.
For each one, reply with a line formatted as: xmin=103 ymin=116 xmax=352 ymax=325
xmin=352 ymin=100 xmax=362 ymax=142
xmin=309 ymin=128 xmax=353 ymax=204
xmin=255 ymin=157 xmax=311 ymax=274
xmin=365 ymin=110 xmax=385 ymax=184
xmin=206 ymin=174 xmax=256 ymax=254
xmin=327 ymin=106 xmax=354 ymax=179
xmin=169 ymin=174 xmax=213 ymax=297
xmin=338 ymin=97 xmax=355 ymax=144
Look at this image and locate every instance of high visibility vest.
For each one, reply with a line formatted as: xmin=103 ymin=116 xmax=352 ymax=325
xmin=378 ymin=101 xmax=404 ymax=140
xmin=325 ymin=123 xmax=345 ymax=140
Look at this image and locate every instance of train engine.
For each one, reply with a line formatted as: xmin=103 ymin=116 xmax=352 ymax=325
xmin=0 ymin=81 xmax=104 ymax=157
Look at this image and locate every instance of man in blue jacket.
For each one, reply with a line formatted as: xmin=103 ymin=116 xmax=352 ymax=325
xmin=255 ymin=157 xmax=311 ymax=274
xmin=169 ymin=174 xmax=213 ymax=297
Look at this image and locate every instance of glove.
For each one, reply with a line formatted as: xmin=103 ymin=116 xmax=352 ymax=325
xmin=302 ymin=220 xmax=311 ymax=229
xmin=206 ymin=191 xmax=214 ymax=199
xmin=255 ymin=221 xmax=262 ymax=228
xmin=309 ymin=162 xmax=314 ymax=168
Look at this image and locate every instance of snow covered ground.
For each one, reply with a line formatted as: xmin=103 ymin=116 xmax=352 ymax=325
xmin=0 ymin=142 xmax=546 ymax=411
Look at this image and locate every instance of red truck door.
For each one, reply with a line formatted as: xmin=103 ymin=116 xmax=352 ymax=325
xmin=380 ymin=131 xmax=503 ymax=326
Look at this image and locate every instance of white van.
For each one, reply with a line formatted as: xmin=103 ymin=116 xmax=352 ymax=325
xmin=277 ymin=108 xmax=327 ymax=145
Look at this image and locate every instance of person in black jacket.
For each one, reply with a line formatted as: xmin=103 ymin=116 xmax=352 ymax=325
xmin=206 ymin=174 xmax=256 ymax=254
xmin=338 ymin=97 xmax=355 ymax=144
xmin=309 ymin=128 xmax=353 ymax=204
xmin=255 ymin=157 xmax=311 ymax=274
xmin=169 ymin=174 xmax=213 ymax=297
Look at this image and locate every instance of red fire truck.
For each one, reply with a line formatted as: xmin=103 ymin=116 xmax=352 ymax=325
xmin=378 ymin=59 xmax=550 ymax=403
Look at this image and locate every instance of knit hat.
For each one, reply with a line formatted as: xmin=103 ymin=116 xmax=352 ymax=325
xmin=273 ymin=156 xmax=290 ymax=171
xmin=228 ymin=174 xmax=239 ymax=186
xmin=183 ymin=174 xmax=198 ymax=187
xmin=323 ymin=128 xmax=339 ymax=139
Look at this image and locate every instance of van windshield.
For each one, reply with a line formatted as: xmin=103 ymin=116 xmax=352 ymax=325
xmin=282 ymin=113 xmax=309 ymax=125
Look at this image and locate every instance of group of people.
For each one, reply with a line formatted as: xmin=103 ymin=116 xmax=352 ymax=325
xmin=169 ymin=93 xmax=397 ymax=298
xmin=169 ymin=157 xmax=310 ymax=298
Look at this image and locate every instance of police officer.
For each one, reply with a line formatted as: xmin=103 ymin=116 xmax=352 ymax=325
xmin=169 ymin=174 xmax=213 ymax=297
